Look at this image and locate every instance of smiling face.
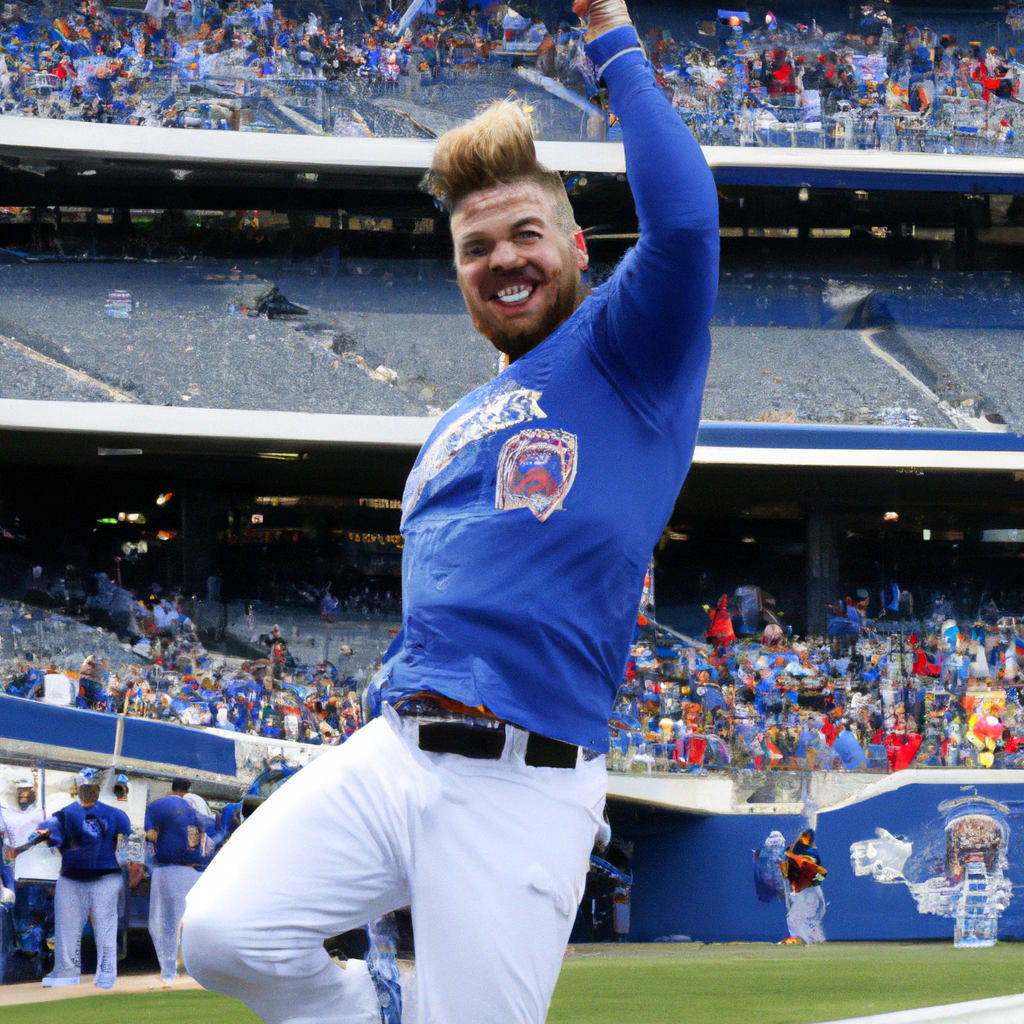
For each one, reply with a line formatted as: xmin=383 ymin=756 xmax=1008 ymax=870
xmin=451 ymin=180 xmax=586 ymax=362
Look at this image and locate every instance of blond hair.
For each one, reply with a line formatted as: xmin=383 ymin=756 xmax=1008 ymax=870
xmin=421 ymin=100 xmax=579 ymax=239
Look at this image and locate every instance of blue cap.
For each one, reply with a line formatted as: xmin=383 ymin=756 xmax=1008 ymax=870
xmin=75 ymin=768 xmax=99 ymax=786
xmin=116 ymin=774 xmax=129 ymax=786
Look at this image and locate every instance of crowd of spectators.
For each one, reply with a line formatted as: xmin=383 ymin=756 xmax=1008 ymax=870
xmin=659 ymin=5 xmax=1024 ymax=154
xmin=613 ymin=592 xmax=1024 ymax=774
xmin=2 ymin=592 xmax=365 ymax=746
xmin=2 ymin=0 xmax=1024 ymax=152
xmin=3 ymin=577 xmax=1024 ymax=775
xmin=0 ymin=0 xmax=590 ymax=134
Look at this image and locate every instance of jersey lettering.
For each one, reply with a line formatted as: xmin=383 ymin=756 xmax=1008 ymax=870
xmin=402 ymin=381 xmax=546 ymax=523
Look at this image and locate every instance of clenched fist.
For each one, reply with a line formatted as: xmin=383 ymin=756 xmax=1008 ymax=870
xmin=572 ymin=0 xmax=633 ymax=41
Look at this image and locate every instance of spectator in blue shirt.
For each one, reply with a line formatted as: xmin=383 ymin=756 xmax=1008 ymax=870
xmin=833 ymin=723 xmax=869 ymax=770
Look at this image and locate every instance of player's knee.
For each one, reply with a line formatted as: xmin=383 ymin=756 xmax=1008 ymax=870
xmin=178 ymin=907 xmax=214 ymax=982
xmin=181 ymin=899 xmax=327 ymax=994
xmin=179 ymin=903 xmax=252 ymax=994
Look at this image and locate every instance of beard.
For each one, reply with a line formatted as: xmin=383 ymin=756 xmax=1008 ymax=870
xmin=468 ymin=270 xmax=586 ymax=363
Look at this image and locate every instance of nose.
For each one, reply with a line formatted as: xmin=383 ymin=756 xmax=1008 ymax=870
xmin=489 ymin=238 xmax=526 ymax=273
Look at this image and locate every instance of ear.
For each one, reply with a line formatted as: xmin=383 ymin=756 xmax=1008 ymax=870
xmin=574 ymin=229 xmax=589 ymax=271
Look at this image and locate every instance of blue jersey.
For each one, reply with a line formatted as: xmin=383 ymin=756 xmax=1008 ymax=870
xmin=42 ymin=801 xmax=131 ymax=881
xmin=145 ymin=794 xmax=202 ymax=867
xmin=384 ymin=27 xmax=719 ymax=751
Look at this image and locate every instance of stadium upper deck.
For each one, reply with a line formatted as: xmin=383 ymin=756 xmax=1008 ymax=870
xmin=2 ymin=0 xmax=1024 ymax=171
xmin=0 ymin=252 xmax=1022 ymax=437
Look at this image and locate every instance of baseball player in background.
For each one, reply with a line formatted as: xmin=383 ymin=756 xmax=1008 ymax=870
xmin=37 ymin=768 xmax=137 ymax=989
xmin=0 ymin=772 xmax=48 ymax=879
xmin=146 ymin=777 xmax=209 ymax=986
xmin=181 ymin=0 xmax=718 ymax=1020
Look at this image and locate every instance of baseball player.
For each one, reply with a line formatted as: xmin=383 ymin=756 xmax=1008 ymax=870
xmin=0 ymin=799 xmax=15 ymax=910
xmin=0 ymin=772 xmax=51 ymax=879
xmin=36 ymin=768 xmax=137 ymax=989
xmin=781 ymin=827 xmax=828 ymax=944
xmin=145 ymin=778 xmax=207 ymax=986
xmin=181 ymin=1 xmax=718 ymax=1020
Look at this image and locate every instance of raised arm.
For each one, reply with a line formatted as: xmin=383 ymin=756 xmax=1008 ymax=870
xmin=581 ymin=5 xmax=719 ymax=410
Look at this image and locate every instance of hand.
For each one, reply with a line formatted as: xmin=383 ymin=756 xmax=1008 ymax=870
xmin=572 ymin=0 xmax=633 ymax=42
xmin=34 ymin=829 xmax=49 ymax=841
xmin=127 ymin=862 xmax=146 ymax=889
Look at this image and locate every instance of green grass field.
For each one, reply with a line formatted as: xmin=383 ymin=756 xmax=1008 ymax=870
xmin=2 ymin=943 xmax=1021 ymax=1024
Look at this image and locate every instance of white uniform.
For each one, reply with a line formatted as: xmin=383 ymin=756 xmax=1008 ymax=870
xmin=150 ymin=864 xmax=201 ymax=983
xmin=52 ymin=873 xmax=122 ymax=986
xmin=181 ymin=710 xmax=605 ymax=1024
xmin=0 ymin=798 xmax=60 ymax=881
xmin=786 ymin=885 xmax=827 ymax=944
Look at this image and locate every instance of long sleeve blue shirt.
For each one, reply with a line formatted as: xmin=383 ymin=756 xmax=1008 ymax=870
xmin=384 ymin=27 xmax=719 ymax=752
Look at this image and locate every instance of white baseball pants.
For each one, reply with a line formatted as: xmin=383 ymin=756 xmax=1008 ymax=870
xmin=181 ymin=709 xmax=606 ymax=1024
xmin=149 ymin=864 xmax=201 ymax=983
xmin=786 ymin=885 xmax=827 ymax=944
xmin=51 ymin=872 xmax=122 ymax=987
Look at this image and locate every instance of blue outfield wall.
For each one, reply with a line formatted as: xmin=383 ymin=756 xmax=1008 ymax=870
xmin=0 ymin=694 xmax=117 ymax=755
xmin=120 ymin=717 xmax=237 ymax=776
xmin=0 ymin=694 xmax=238 ymax=779
xmin=627 ymin=782 xmax=1024 ymax=943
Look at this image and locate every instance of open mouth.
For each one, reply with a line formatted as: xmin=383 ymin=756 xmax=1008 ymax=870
xmin=494 ymin=283 xmax=536 ymax=306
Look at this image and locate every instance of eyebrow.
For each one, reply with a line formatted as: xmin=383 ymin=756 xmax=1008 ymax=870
xmin=457 ymin=216 xmax=547 ymax=248
xmin=510 ymin=216 xmax=545 ymax=230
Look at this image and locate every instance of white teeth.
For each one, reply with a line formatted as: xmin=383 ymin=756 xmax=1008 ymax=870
xmin=496 ymin=285 xmax=534 ymax=304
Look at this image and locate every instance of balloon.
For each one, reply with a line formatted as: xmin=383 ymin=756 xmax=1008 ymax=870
xmin=973 ymin=714 xmax=1003 ymax=742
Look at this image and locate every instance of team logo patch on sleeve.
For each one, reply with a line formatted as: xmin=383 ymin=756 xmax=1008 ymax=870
xmin=495 ymin=429 xmax=578 ymax=522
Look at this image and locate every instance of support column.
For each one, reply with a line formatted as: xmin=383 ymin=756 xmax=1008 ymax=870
xmin=806 ymin=513 xmax=839 ymax=636
xmin=179 ymin=489 xmax=231 ymax=637
xmin=179 ymin=489 xmax=225 ymax=598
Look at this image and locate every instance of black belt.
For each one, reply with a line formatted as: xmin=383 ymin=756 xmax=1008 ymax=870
xmin=417 ymin=720 xmax=580 ymax=769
